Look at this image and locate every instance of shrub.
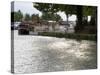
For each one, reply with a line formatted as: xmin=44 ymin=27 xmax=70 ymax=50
xmin=38 ymin=32 xmax=97 ymax=41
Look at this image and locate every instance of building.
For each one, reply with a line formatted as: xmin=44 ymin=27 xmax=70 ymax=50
xmin=18 ymin=15 xmax=76 ymax=35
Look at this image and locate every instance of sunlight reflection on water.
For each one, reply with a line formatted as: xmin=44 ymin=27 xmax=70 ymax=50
xmin=14 ymin=30 xmax=97 ymax=73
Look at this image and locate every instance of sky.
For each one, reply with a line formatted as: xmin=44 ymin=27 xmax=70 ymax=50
xmin=12 ymin=1 xmax=77 ymax=21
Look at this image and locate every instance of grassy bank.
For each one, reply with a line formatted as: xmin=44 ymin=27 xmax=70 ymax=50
xmin=38 ymin=32 xmax=97 ymax=41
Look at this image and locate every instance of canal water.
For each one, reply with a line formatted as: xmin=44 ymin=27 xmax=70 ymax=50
xmin=13 ymin=30 xmax=97 ymax=73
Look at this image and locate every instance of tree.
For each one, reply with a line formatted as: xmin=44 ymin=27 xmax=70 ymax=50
xmin=58 ymin=4 xmax=76 ymax=23
xmin=33 ymin=3 xmax=97 ymax=33
xmin=11 ymin=10 xmax=23 ymax=22
xmin=41 ymin=12 xmax=62 ymax=21
xmin=33 ymin=3 xmax=59 ymax=14
xmin=88 ymin=6 xmax=97 ymax=34
xmin=74 ymin=5 xmax=83 ymax=33
xmin=34 ymin=3 xmax=77 ymax=22
xmin=34 ymin=3 xmax=62 ymax=21
xmin=31 ymin=14 xmax=39 ymax=20
xmin=24 ymin=13 xmax=31 ymax=21
xmin=33 ymin=3 xmax=76 ymax=33
xmin=74 ymin=5 xmax=97 ymax=33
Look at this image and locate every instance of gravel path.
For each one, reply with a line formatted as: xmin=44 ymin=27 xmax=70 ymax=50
xmin=13 ymin=30 xmax=97 ymax=73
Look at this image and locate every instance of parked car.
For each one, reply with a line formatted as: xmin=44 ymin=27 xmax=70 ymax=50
xmin=11 ymin=22 xmax=21 ymax=30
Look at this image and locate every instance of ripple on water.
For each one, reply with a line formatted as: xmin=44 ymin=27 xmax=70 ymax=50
xmin=13 ymin=30 xmax=97 ymax=73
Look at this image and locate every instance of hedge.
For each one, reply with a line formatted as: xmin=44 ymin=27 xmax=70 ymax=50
xmin=38 ymin=32 xmax=97 ymax=41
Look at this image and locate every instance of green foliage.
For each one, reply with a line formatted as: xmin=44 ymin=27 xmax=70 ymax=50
xmin=83 ymin=6 xmax=97 ymax=16
xmin=34 ymin=3 xmax=62 ymax=21
xmin=11 ymin=10 xmax=23 ymax=22
xmin=75 ymin=6 xmax=97 ymax=33
xmin=33 ymin=3 xmax=76 ymax=22
xmin=58 ymin=4 xmax=77 ymax=23
xmin=38 ymin=32 xmax=97 ymax=41
xmin=33 ymin=3 xmax=59 ymax=13
xmin=31 ymin=14 xmax=39 ymax=21
xmin=58 ymin=4 xmax=76 ymax=15
xmin=24 ymin=14 xmax=31 ymax=21
xmin=41 ymin=12 xmax=62 ymax=21
xmin=33 ymin=3 xmax=97 ymax=34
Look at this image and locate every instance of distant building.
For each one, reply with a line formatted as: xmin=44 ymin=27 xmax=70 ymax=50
xmin=56 ymin=21 xmax=76 ymax=33
xmin=18 ymin=16 xmax=76 ymax=34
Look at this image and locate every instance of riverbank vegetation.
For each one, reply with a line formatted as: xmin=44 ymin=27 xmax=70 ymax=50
xmin=38 ymin=32 xmax=97 ymax=41
xmin=11 ymin=3 xmax=97 ymax=41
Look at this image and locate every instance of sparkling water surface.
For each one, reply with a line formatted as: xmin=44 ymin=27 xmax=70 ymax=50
xmin=13 ymin=30 xmax=97 ymax=73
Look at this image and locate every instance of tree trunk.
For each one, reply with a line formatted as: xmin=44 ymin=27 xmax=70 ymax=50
xmin=75 ymin=6 xmax=83 ymax=33
xmin=65 ymin=13 xmax=69 ymax=32
xmin=66 ymin=14 xmax=69 ymax=24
